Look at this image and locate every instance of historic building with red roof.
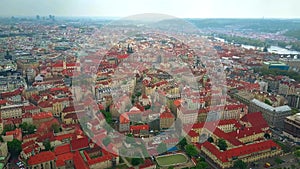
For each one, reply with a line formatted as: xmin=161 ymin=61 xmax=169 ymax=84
xmin=201 ymin=140 xmax=281 ymax=169
xmin=159 ymin=107 xmax=175 ymax=129
xmin=27 ymin=151 xmax=56 ymax=169
xmin=119 ymin=113 xmax=130 ymax=132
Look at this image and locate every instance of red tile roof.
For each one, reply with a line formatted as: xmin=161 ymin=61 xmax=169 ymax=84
xmin=188 ymin=130 xmax=199 ymax=138
xmin=54 ymin=144 xmax=71 ymax=156
xmin=64 ymin=113 xmax=78 ymax=120
xmin=52 ymin=133 xmax=74 ymax=142
xmin=229 ymin=127 xmax=264 ymax=139
xmin=23 ymin=133 xmax=40 ymax=141
xmin=22 ymin=112 xmax=32 ymax=118
xmin=241 ymin=112 xmax=269 ymax=129
xmin=142 ymin=94 xmax=149 ymax=99
xmin=28 ymin=151 xmax=56 ymax=166
xmin=0 ymin=99 xmax=7 ymax=105
xmin=23 ymin=145 xmax=39 ymax=154
xmin=6 ymin=128 xmax=22 ymax=139
xmin=22 ymin=140 xmax=35 ymax=149
xmin=71 ymin=136 xmax=89 ymax=151
xmin=1 ymin=87 xmax=23 ymax=98
xmin=202 ymin=140 xmax=280 ymax=163
xmin=73 ymin=151 xmax=89 ymax=169
xmin=117 ymin=54 xmax=129 ymax=59
xmin=186 ymin=121 xmax=243 ymax=146
xmin=160 ymin=111 xmax=174 ymax=119
xmin=56 ymin=152 xmax=74 ymax=167
xmin=86 ymin=153 xmax=113 ymax=165
xmin=130 ymin=124 xmax=149 ymax=131
xmin=174 ymin=99 xmax=182 ymax=107
xmin=119 ymin=113 xmax=130 ymax=124
xmin=32 ymin=112 xmax=53 ymax=120
xmin=38 ymin=100 xmax=53 ymax=108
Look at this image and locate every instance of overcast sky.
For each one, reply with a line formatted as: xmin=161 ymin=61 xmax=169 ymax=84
xmin=0 ymin=0 xmax=299 ymax=18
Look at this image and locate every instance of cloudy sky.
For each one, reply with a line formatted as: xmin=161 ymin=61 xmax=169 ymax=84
xmin=0 ymin=0 xmax=299 ymax=18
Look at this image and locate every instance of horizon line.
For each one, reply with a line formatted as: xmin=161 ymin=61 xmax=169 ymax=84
xmin=1 ymin=15 xmax=300 ymax=20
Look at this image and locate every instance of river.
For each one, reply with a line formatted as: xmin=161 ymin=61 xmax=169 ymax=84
xmin=214 ymin=37 xmax=300 ymax=55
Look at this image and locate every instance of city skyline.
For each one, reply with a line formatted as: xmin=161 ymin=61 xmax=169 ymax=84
xmin=1 ymin=0 xmax=300 ymax=19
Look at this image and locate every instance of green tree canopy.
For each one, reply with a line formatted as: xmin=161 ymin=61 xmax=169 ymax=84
xmin=20 ymin=122 xmax=36 ymax=135
xmin=274 ymin=157 xmax=284 ymax=164
xmin=43 ymin=139 xmax=52 ymax=151
xmin=2 ymin=124 xmax=16 ymax=135
xmin=131 ymin=158 xmax=142 ymax=166
xmin=51 ymin=123 xmax=61 ymax=133
xmin=233 ymin=160 xmax=247 ymax=169
xmin=185 ymin=144 xmax=198 ymax=157
xmin=101 ymin=110 xmax=112 ymax=125
xmin=192 ymin=161 xmax=209 ymax=169
xmin=217 ymin=139 xmax=228 ymax=151
xmin=207 ymin=137 xmax=214 ymax=143
xmin=264 ymin=99 xmax=272 ymax=106
xmin=294 ymin=149 xmax=300 ymax=158
xmin=8 ymin=139 xmax=22 ymax=156
xmin=264 ymin=133 xmax=271 ymax=139
xmin=178 ymin=136 xmax=187 ymax=149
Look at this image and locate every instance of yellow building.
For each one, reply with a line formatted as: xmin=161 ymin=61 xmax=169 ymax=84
xmin=160 ymin=108 xmax=175 ymax=129
xmin=0 ymin=104 xmax=23 ymax=119
xmin=201 ymin=140 xmax=282 ymax=169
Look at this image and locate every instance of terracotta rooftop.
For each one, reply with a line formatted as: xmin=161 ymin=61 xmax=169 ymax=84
xmin=28 ymin=151 xmax=56 ymax=166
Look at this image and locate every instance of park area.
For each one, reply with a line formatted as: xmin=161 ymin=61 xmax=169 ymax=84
xmin=155 ymin=153 xmax=188 ymax=167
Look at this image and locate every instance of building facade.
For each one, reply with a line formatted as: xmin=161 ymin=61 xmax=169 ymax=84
xmin=249 ymin=99 xmax=292 ymax=129
xmin=283 ymin=114 xmax=300 ymax=142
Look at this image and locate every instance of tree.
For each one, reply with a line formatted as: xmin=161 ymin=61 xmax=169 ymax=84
xmin=7 ymin=139 xmax=22 ymax=156
xmin=185 ymin=144 xmax=198 ymax=157
xmin=101 ymin=110 xmax=112 ymax=125
xmin=178 ymin=137 xmax=187 ymax=149
xmin=20 ymin=122 xmax=36 ymax=134
xmin=264 ymin=133 xmax=271 ymax=139
xmin=28 ymin=125 xmax=37 ymax=134
xmin=157 ymin=142 xmax=167 ymax=154
xmin=263 ymin=46 xmax=268 ymax=52
xmin=131 ymin=158 xmax=142 ymax=166
xmin=294 ymin=150 xmax=300 ymax=158
xmin=274 ymin=157 xmax=284 ymax=164
xmin=51 ymin=123 xmax=60 ymax=133
xmin=43 ymin=139 xmax=52 ymax=151
xmin=144 ymin=105 xmax=151 ymax=110
xmin=264 ymin=99 xmax=272 ymax=106
xmin=102 ymin=137 xmax=111 ymax=146
xmin=192 ymin=161 xmax=208 ymax=169
xmin=207 ymin=137 xmax=214 ymax=143
xmin=135 ymin=91 xmax=142 ymax=97
xmin=233 ymin=160 xmax=247 ymax=169
xmin=217 ymin=139 xmax=228 ymax=151
xmin=2 ymin=124 xmax=16 ymax=135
